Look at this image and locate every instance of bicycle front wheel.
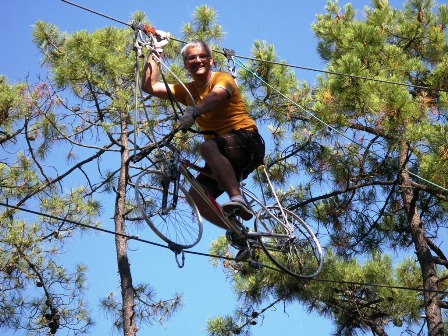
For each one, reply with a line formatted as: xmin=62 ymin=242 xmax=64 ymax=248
xmin=255 ymin=206 xmax=323 ymax=279
xmin=135 ymin=169 xmax=203 ymax=249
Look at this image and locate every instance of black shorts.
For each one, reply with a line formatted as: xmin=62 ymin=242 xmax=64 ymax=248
xmin=197 ymin=129 xmax=265 ymax=197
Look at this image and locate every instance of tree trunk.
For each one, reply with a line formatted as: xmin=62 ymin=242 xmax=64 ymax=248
xmin=114 ymin=111 xmax=137 ymax=336
xmin=398 ymin=143 xmax=443 ymax=336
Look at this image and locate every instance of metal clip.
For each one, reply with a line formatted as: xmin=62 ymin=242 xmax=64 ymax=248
xmin=223 ymin=48 xmax=235 ymax=60
xmin=169 ymin=243 xmax=185 ymax=268
xmin=134 ymin=34 xmax=144 ymax=58
xmin=223 ymin=48 xmax=237 ymax=80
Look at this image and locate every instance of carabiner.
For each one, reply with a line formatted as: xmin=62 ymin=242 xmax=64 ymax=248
xmin=223 ymin=48 xmax=237 ymax=80
xmin=169 ymin=243 xmax=185 ymax=268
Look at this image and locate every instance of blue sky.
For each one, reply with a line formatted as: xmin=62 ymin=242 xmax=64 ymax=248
xmin=1 ymin=1 xmax=417 ymax=336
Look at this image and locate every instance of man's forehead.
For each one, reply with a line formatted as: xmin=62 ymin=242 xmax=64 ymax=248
xmin=187 ymin=46 xmax=207 ymax=54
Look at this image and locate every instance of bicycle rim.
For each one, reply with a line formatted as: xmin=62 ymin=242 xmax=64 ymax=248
xmin=135 ymin=169 xmax=203 ymax=249
xmin=255 ymin=206 xmax=323 ymax=279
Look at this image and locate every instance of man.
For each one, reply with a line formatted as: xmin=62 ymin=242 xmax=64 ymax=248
xmin=141 ymin=35 xmax=265 ymax=230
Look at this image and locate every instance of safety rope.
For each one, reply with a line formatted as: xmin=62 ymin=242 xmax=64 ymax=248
xmin=232 ymin=54 xmax=448 ymax=93
xmin=1 ymin=201 xmax=447 ymax=295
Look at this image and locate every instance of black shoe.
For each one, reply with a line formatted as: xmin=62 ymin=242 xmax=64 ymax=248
xmin=222 ymin=200 xmax=253 ymax=220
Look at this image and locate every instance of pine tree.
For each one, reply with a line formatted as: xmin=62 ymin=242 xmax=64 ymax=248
xmin=24 ymin=5 xmax=226 ymax=336
xmin=0 ymin=78 xmax=94 ymax=334
xmin=208 ymin=1 xmax=447 ymax=335
xmin=309 ymin=1 xmax=448 ymax=334
xmin=3 ymin=2 xmax=447 ymax=335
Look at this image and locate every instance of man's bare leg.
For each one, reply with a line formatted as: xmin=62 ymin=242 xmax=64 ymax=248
xmin=186 ymin=139 xmax=241 ymax=229
xmin=188 ymin=186 xmax=228 ymax=230
xmin=198 ymin=139 xmax=253 ymax=220
xmin=199 ymin=140 xmax=240 ymax=197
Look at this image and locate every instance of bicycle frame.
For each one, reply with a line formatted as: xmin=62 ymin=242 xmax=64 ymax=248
xmin=174 ymin=150 xmax=245 ymax=236
xmin=136 ymin=139 xmax=323 ymax=278
xmin=163 ymin=143 xmax=292 ymax=242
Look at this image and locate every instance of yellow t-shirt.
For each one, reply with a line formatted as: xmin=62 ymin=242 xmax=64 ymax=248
xmin=171 ymin=72 xmax=256 ymax=138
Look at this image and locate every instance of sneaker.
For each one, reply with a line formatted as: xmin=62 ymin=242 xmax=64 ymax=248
xmin=234 ymin=248 xmax=250 ymax=262
xmin=222 ymin=200 xmax=253 ymax=221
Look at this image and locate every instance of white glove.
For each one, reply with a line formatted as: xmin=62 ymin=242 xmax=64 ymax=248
xmin=153 ymin=30 xmax=170 ymax=53
xmin=179 ymin=106 xmax=199 ymax=130
xmin=155 ymin=30 xmax=170 ymax=40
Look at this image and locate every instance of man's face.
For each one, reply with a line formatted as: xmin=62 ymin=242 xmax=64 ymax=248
xmin=184 ymin=45 xmax=213 ymax=78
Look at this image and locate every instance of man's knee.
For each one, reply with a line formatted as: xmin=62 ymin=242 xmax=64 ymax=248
xmin=199 ymin=140 xmax=219 ymax=157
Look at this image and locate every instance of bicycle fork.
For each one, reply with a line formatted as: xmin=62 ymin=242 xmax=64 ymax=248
xmin=161 ymin=159 xmax=181 ymax=214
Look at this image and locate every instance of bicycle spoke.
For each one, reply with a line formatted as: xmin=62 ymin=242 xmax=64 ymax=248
xmin=255 ymin=206 xmax=323 ymax=278
xmin=135 ymin=169 xmax=202 ymax=248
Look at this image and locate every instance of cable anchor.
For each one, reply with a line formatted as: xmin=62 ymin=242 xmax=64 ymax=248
xmin=168 ymin=243 xmax=185 ymax=268
xmin=223 ymin=48 xmax=237 ymax=80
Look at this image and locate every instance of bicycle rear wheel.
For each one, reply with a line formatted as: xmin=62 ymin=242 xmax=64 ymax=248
xmin=135 ymin=169 xmax=203 ymax=249
xmin=255 ymin=206 xmax=323 ymax=278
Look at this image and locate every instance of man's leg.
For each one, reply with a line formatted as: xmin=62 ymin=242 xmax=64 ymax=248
xmin=188 ymin=184 xmax=228 ymax=230
xmin=199 ymin=139 xmax=253 ymax=220
xmin=199 ymin=140 xmax=240 ymax=197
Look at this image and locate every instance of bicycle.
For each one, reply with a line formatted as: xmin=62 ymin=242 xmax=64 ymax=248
xmin=134 ymin=131 xmax=323 ymax=279
xmin=122 ymin=25 xmax=322 ymax=278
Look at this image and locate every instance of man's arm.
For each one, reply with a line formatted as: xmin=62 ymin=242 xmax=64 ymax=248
xmin=194 ymin=87 xmax=230 ymax=117
xmin=141 ymin=55 xmax=171 ymax=99
xmin=179 ymin=86 xmax=230 ymax=130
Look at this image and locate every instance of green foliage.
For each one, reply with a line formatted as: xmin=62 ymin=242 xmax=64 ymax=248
xmin=302 ymin=0 xmax=448 ymax=253
xmin=182 ymin=5 xmax=225 ymax=43
xmin=100 ymin=285 xmax=183 ymax=332
xmin=209 ymin=1 xmax=448 ymax=335
xmin=207 ymin=316 xmax=243 ymax=336
xmin=3 ymin=2 xmax=447 ymax=336
xmin=240 ymin=40 xmax=298 ymax=123
xmin=0 ymin=182 xmax=95 ymax=335
xmin=209 ymin=249 xmax=426 ymax=335
xmin=0 ymin=82 xmax=100 ymax=332
xmin=0 ymin=76 xmax=27 ymax=127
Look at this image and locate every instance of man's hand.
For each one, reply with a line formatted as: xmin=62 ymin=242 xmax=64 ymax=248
xmin=153 ymin=30 xmax=170 ymax=53
xmin=179 ymin=106 xmax=198 ymax=130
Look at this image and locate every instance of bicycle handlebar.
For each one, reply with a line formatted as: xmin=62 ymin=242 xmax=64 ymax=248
xmin=131 ymin=124 xmax=221 ymax=164
xmin=130 ymin=127 xmax=180 ymax=163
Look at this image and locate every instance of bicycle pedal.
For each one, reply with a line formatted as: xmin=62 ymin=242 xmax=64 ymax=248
xmin=223 ymin=201 xmax=253 ymax=221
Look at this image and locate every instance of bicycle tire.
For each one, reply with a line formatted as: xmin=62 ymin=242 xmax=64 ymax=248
xmin=135 ymin=169 xmax=203 ymax=249
xmin=255 ymin=206 xmax=323 ymax=279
